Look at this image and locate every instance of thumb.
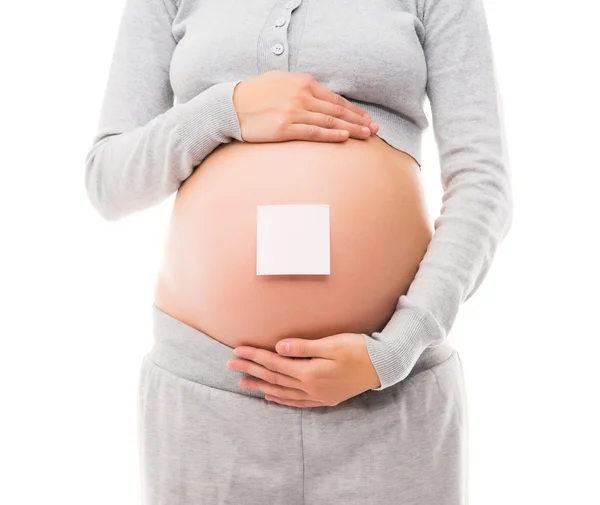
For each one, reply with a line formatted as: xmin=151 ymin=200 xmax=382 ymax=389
xmin=276 ymin=338 xmax=329 ymax=358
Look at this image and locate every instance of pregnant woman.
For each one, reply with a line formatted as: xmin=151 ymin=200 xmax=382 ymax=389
xmin=84 ymin=0 xmax=512 ymax=503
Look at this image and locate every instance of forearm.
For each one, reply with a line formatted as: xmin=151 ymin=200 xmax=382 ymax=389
xmin=84 ymin=80 xmax=243 ymax=221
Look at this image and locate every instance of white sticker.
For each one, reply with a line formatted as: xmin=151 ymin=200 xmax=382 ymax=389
xmin=256 ymin=204 xmax=330 ymax=275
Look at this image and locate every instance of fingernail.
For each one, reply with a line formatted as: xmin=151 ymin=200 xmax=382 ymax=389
xmin=369 ymin=122 xmax=378 ymax=131
xmin=280 ymin=342 xmax=290 ymax=353
xmin=362 ymin=127 xmax=370 ymax=135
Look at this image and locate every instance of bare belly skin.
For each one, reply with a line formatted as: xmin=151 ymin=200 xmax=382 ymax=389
xmin=153 ymin=133 xmax=433 ymax=351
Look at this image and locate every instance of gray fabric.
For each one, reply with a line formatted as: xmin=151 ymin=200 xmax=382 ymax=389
xmin=137 ymin=304 xmax=468 ymax=504
xmin=87 ymin=0 xmax=512 ymax=390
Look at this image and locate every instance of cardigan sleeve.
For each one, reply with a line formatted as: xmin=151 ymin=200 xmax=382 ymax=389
xmin=363 ymin=0 xmax=514 ymax=390
xmin=84 ymin=0 xmax=244 ymax=221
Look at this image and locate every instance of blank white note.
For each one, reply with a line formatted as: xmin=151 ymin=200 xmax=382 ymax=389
xmin=256 ymin=204 xmax=330 ymax=275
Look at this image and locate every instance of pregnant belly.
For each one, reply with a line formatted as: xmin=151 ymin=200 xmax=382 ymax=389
xmin=153 ymin=134 xmax=433 ymax=351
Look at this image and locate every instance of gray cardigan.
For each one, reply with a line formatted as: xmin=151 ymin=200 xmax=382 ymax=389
xmin=84 ymin=0 xmax=513 ymax=391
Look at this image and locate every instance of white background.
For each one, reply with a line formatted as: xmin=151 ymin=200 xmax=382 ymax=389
xmin=1 ymin=0 xmax=599 ymax=503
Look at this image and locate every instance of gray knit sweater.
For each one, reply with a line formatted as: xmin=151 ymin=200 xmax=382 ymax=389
xmin=84 ymin=0 xmax=513 ymax=391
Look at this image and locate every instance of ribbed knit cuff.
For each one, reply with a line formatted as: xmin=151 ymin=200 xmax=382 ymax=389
xmin=175 ymin=79 xmax=245 ymax=161
xmin=363 ymin=295 xmax=446 ymax=391
xmin=208 ymin=79 xmax=244 ymax=142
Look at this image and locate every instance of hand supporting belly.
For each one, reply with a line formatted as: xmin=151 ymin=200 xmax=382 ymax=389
xmin=154 ymin=134 xmax=432 ymax=351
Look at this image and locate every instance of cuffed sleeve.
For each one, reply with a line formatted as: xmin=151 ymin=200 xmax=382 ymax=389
xmin=364 ymin=0 xmax=514 ymax=390
xmin=84 ymin=0 xmax=244 ymax=221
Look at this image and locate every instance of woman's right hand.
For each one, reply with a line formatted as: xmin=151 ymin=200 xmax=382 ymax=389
xmin=232 ymin=70 xmax=378 ymax=143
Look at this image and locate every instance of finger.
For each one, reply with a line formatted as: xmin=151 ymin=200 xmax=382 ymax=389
xmin=295 ymin=109 xmax=372 ymax=140
xmin=228 ymin=355 xmax=306 ymax=386
xmin=233 ymin=348 xmax=310 ymax=379
xmin=241 ymin=377 xmax=314 ymax=401
xmin=276 ymin=338 xmax=337 ymax=360
xmin=307 ymin=95 xmax=372 ymax=128
xmin=281 ymin=123 xmax=350 ymax=143
xmin=309 ymin=81 xmax=371 ymax=120
xmin=265 ymin=394 xmax=325 ymax=408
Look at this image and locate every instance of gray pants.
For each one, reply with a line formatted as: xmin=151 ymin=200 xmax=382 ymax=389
xmin=138 ymin=304 xmax=469 ymax=504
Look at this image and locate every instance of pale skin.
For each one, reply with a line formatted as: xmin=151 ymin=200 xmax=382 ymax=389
xmin=154 ymin=72 xmax=432 ymax=408
xmin=227 ymin=332 xmax=382 ymax=408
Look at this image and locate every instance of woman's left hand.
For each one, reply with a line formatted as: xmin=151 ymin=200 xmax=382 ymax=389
xmin=226 ymin=333 xmax=382 ymax=408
